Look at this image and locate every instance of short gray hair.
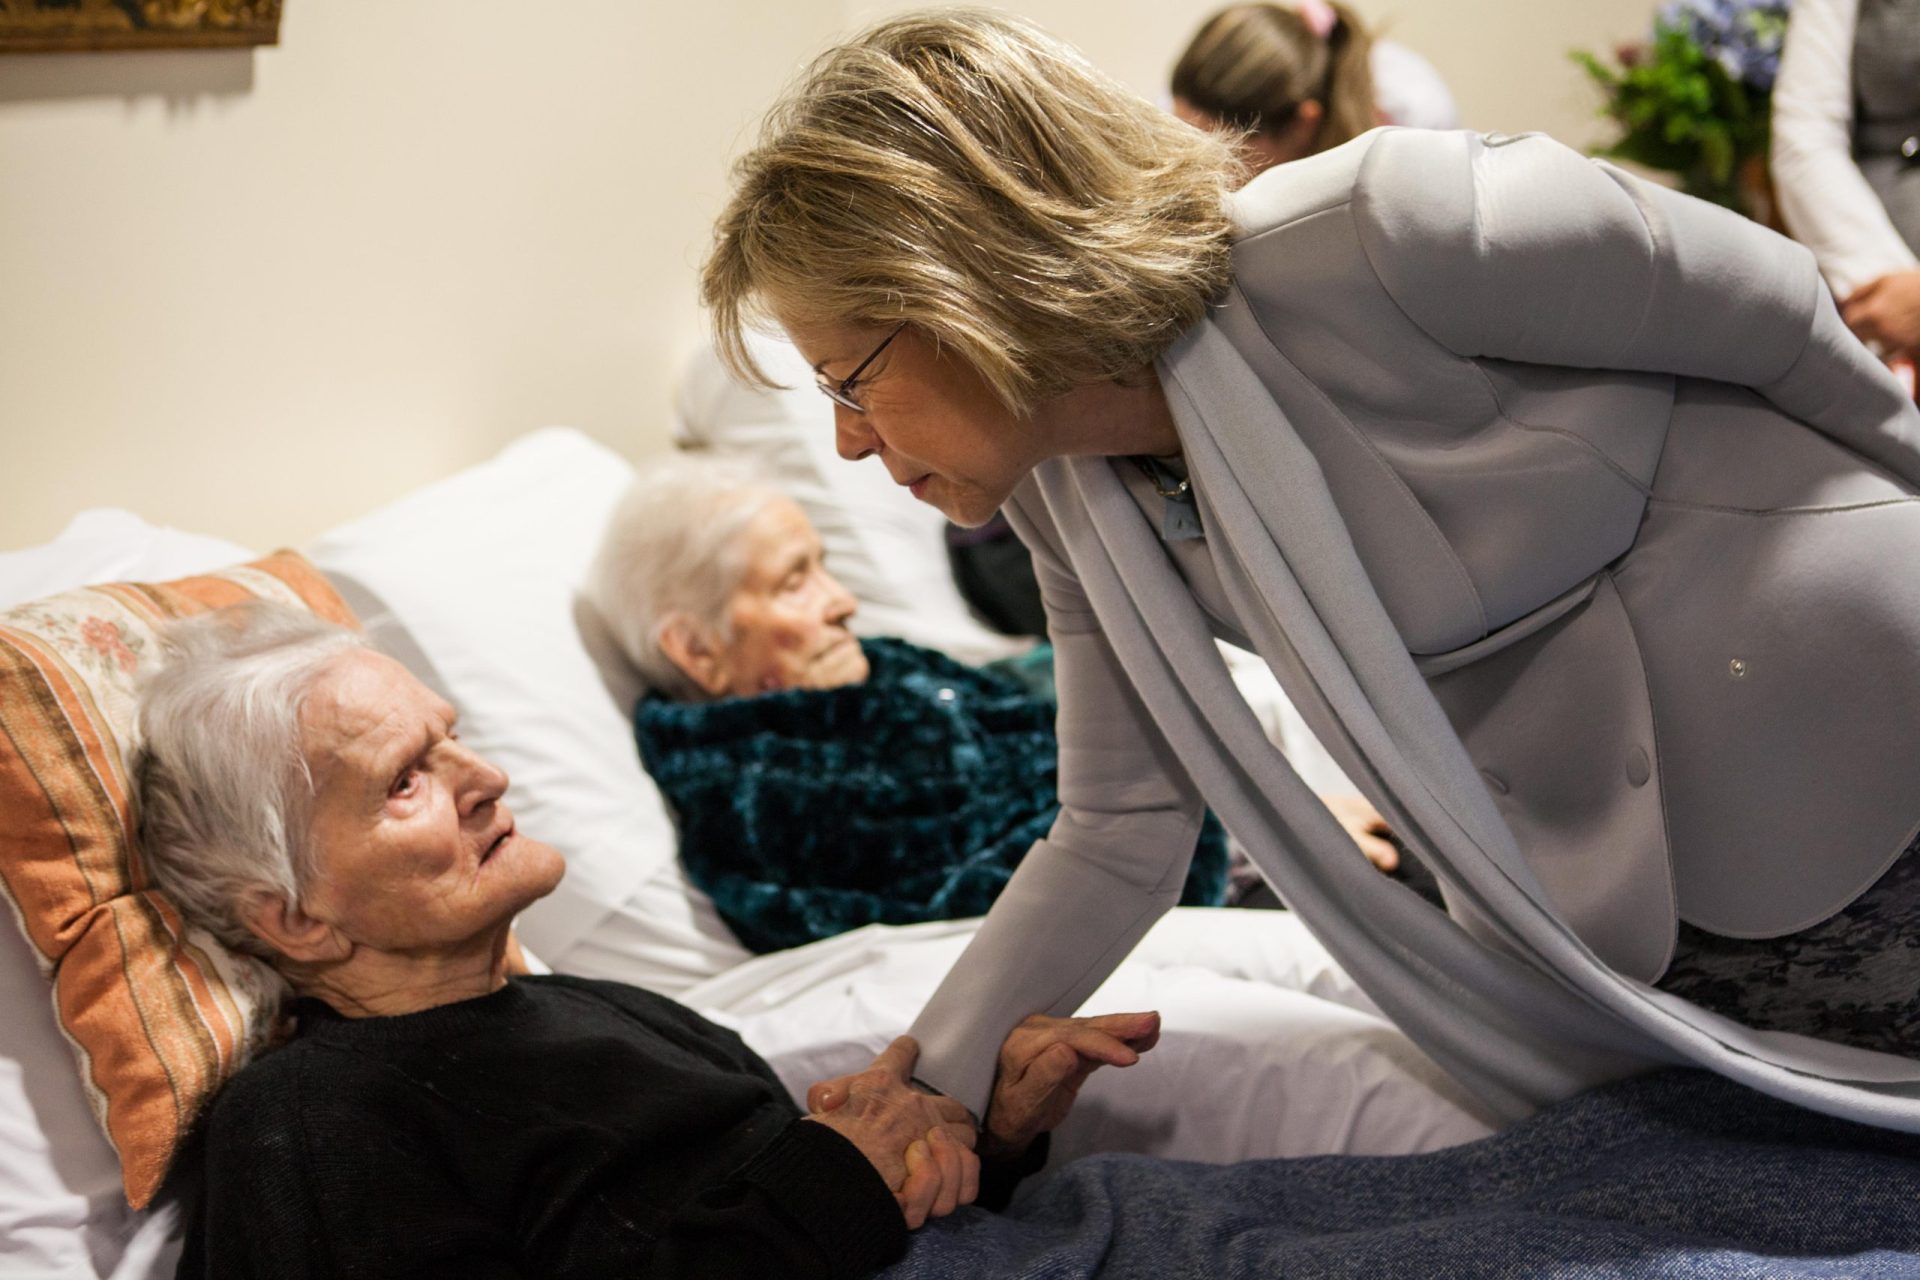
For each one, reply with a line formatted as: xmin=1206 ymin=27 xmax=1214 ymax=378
xmin=584 ymin=455 xmax=781 ymax=701
xmin=135 ymin=602 xmax=366 ymax=959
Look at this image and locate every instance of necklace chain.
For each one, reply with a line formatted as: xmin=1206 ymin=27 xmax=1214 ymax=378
xmin=1130 ymin=456 xmax=1192 ymax=502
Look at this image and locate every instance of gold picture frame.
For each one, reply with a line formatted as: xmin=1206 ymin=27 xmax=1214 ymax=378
xmin=0 ymin=0 xmax=282 ymax=54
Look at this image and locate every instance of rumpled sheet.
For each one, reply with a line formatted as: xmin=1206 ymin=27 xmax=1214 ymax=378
xmin=885 ymin=1070 xmax=1920 ymax=1279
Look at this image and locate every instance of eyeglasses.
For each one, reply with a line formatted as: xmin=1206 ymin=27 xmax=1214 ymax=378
xmin=813 ymin=322 xmax=907 ymax=414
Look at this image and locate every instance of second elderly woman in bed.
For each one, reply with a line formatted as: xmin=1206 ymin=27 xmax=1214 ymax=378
xmin=584 ymin=455 xmax=1234 ymax=953
xmin=137 ymin=603 xmax=1157 ymax=1279
xmin=586 ymin=457 xmax=1398 ymax=953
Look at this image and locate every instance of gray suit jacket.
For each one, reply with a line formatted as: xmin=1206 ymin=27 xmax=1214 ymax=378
xmin=909 ymin=129 xmax=1920 ymax=1128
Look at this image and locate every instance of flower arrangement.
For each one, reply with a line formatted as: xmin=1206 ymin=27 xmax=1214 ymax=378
xmin=1574 ymin=0 xmax=1792 ymax=211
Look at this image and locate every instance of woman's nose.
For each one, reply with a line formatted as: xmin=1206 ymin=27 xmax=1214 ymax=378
xmin=824 ymin=575 xmax=858 ymax=625
xmin=834 ymin=406 xmax=880 ymax=462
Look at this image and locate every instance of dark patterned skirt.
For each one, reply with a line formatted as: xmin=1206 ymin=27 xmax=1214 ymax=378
xmin=1658 ymin=829 xmax=1920 ymax=1057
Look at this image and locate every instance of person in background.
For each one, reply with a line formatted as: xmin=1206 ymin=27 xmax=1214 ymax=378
xmin=1170 ymin=0 xmax=1456 ymax=181
xmin=585 ymin=457 xmax=1236 ymax=954
xmin=1771 ymin=0 xmax=1920 ymax=392
xmin=1171 ymin=0 xmax=1376 ymax=175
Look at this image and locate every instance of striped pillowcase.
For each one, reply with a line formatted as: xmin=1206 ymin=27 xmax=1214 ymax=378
xmin=0 ymin=551 xmax=358 ymax=1208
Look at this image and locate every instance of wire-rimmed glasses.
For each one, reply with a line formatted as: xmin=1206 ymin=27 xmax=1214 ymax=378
xmin=813 ymin=322 xmax=907 ymax=413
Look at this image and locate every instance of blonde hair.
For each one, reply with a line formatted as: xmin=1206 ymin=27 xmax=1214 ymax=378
xmin=703 ymin=7 xmax=1238 ymax=415
xmin=1171 ymin=3 xmax=1377 ymax=155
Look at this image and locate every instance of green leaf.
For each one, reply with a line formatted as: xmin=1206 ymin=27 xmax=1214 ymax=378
xmin=1569 ymin=14 xmax=1773 ymax=216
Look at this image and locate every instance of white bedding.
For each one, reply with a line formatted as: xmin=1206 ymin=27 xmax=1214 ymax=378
xmin=695 ymin=909 xmax=1495 ymax=1168
xmin=2 ymin=443 xmax=1495 ymax=1280
xmin=0 ymin=514 xmax=239 ymax=1280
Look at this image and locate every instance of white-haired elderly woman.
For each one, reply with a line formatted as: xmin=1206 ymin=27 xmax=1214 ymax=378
xmin=706 ymin=9 xmax=1920 ymax=1131
xmin=585 ymin=456 xmax=1238 ymax=955
xmin=137 ymin=603 xmax=1159 ymax=1280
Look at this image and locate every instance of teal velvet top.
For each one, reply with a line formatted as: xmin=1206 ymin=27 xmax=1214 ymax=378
xmin=635 ymin=638 xmax=1228 ymax=954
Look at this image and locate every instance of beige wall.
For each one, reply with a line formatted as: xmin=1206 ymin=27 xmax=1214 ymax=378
xmin=1 ymin=0 xmax=1653 ymax=553
xmin=848 ymin=0 xmax=1653 ymax=147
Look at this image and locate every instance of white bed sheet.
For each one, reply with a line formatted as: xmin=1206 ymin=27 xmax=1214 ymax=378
xmin=691 ymin=908 xmax=1497 ymax=1170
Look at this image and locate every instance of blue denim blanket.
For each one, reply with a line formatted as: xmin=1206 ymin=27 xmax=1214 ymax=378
xmin=635 ymin=638 xmax=1228 ymax=952
xmin=886 ymin=1070 xmax=1920 ymax=1278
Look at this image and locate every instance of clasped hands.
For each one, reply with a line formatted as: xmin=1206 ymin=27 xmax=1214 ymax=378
xmin=803 ymin=1010 xmax=1161 ymax=1228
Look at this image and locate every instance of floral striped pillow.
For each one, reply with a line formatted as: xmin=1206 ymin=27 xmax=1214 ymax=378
xmin=0 ymin=551 xmax=357 ymax=1208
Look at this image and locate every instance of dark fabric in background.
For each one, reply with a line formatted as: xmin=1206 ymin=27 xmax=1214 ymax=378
xmin=947 ymin=512 xmax=1049 ymax=641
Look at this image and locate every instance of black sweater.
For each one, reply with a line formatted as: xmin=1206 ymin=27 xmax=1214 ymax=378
xmin=174 ymin=975 xmax=908 ymax=1279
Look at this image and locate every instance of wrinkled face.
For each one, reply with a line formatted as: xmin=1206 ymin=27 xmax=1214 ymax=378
xmin=299 ymin=651 xmax=565 ymax=953
xmin=704 ymin=497 xmax=870 ymax=697
xmin=781 ymin=319 xmax=1045 ymax=528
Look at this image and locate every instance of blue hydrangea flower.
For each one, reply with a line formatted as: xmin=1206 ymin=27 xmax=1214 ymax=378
xmin=1658 ymin=0 xmax=1791 ymax=91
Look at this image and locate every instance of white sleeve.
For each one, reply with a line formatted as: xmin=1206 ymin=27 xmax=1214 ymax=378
xmin=905 ymin=483 xmax=1207 ymax=1114
xmin=1770 ymin=0 xmax=1918 ymax=297
xmin=1355 ymin=129 xmax=1920 ymax=485
xmin=1369 ymin=40 xmax=1459 ymax=131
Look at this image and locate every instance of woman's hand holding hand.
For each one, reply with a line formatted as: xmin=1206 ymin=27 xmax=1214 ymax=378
xmin=804 ymin=1036 xmax=979 ymax=1228
xmin=1324 ymin=792 xmax=1399 ymax=872
xmin=1841 ymin=270 xmax=1920 ymax=361
xmin=980 ymin=1011 xmax=1161 ymax=1159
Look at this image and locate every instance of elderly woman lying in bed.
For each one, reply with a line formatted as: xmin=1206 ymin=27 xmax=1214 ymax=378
xmin=584 ymin=457 xmax=1398 ymax=953
xmin=138 ymin=604 xmax=1156 ymax=1279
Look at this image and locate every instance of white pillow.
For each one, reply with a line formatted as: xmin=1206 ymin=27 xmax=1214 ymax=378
xmin=0 ymin=920 xmax=182 ymax=1280
xmin=675 ymin=331 xmax=1030 ymax=666
xmin=0 ymin=513 xmax=240 ymax=1280
xmin=0 ymin=510 xmax=250 ymax=611
xmin=303 ymin=429 xmax=750 ymax=992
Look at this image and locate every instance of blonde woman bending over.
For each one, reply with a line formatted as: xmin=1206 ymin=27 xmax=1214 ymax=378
xmin=704 ymin=9 xmax=1920 ymax=1136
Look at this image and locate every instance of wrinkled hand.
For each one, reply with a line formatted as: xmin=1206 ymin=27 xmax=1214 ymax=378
xmin=1324 ymin=792 xmax=1399 ymax=873
xmin=805 ymin=1036 xmax=979 ymax=1229
xmin=981 ymin=1011 xmax=1161 ymax=1159
xmin=1841 ymin=270 xmax=1920 ymax=360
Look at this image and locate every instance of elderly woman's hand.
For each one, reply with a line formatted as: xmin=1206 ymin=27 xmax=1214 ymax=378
xmin=980 ymin=1011 xmax=1160 ymax=1159
xmin=804 ymin=1036 xmax=980 ymax=1229
xmin=1324 ymin=792 xmax=1399 ymax=873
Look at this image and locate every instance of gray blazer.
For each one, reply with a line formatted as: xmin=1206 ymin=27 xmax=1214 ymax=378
xmin=908 ymin=129 xmax=1920 ymax=1127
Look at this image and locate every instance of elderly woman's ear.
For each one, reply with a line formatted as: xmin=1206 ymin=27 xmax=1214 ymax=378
xmin=655 ymin=613 xmax=731 ymax=699
xmin=238 ymin=887 xmax=351 ymax=966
